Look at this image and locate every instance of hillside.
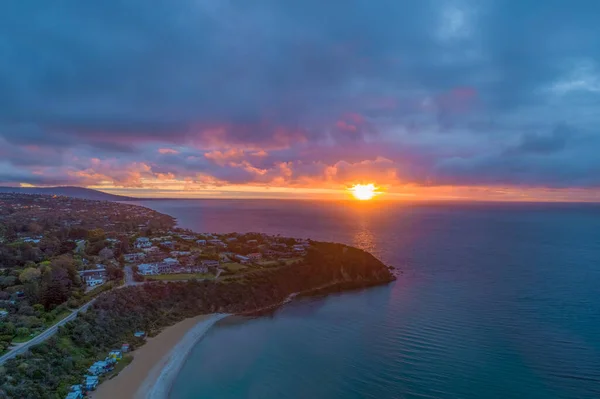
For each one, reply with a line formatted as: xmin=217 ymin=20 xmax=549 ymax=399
xmin=0 ymin=186 xmax=135 ymax=201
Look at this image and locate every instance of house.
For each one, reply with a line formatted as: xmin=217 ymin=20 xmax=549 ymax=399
xmin=234 ymin=255 xmax=250 ymax=264
xmin=138 ymin=263 xmax=158 ymax=275
xmin=293 ymin=245 xmax=307 ymax=254
xmin=192 ymin=265 xmax=208 ymax=273
xmin=0 ymin=309 xmax=8 ymax=319
xmin=162 ymin=240 xmax=175 ymax=249
xmin=23 ymin=237 xmax=41 ymax=244
xmin=84 ymin=376 xmax=99 ymax=391
xmin=208 ymin=239 xmax=226 ymax=248
xmin=124 ymin=252 xmax=146 ymax=263
xmin=247 ymin=239 xmax=258 ymax=246
xmin=121 ymin=343 xmax=131 ymax=353
xmin=179 ymin=234 xmax=196 ymax=241
xmin=201 ymin=260 xmax=220 ymax=269
xmin=196 ymin=239 xmax=207 ymax=246
xmin=171 ymin=251 xmax=191 ymax=257
xmin=88 ymin=360 xmax=112 ymax=375
xmin=144 ymin=246 xmax=161 ymax=254
xmin=134 ymin=331 xmax=146 ymax=338
xmin=157 ymin=258 xmax=179 ymax=274
xmin=69 ymin=385 xmax=83 ymax=397
xmin=247 ymin=253 xmax=262 ymax=262
xmin=226 ymin=237 xmax=238 ymax=242
xmin=108 ymin=350 xmax=123 ymax=361
xmin=79 ymin=268 xmax=107 ymax=287
xmin=65 ymin=392 xmax=83 ymax=399
xmin=135 ymin=237 xmax=152 ymax=249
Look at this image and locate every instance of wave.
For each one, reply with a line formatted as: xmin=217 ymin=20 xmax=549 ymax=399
xmin=139 ymin=313 xmax=230 ymax=399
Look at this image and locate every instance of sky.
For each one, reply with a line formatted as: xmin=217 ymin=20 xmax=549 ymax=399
xmin=1 ymin=0 xmax=600 ymax=201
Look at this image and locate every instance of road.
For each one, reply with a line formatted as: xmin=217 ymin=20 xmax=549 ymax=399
xmin=124 ymin=265 xmax=143 ymax=287
xmin=0 ymin=266 xmax=146 ymax=365
xmin=0 ymin=299 xmax=96 ymax=365
xmin=0 ymin=267 xmax=218 ymax=364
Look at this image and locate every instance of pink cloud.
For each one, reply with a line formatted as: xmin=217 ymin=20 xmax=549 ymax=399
xmin=158 ymin=148 xmax=179 ymax=154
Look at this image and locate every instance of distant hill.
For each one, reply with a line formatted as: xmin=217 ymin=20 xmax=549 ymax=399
xmin=0 ymin=186 xmax=136 ymax=201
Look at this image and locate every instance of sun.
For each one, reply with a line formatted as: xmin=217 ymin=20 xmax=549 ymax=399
xmin=349 ymin=184 xmax=379 ymax=200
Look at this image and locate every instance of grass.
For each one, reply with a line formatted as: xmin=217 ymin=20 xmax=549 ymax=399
xmin=11 ymin=308 xmax=73 ymax=343
xmin=106 ymin=354 xmax=134 ymax=380
xmin=147 ymin=273 xmax=215 ymax=281
xmin=222 ymin=262 xmax=247 ymax=272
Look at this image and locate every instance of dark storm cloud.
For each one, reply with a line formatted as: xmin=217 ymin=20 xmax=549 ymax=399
xmin=1 ymin=0 xmax=600 ymax=188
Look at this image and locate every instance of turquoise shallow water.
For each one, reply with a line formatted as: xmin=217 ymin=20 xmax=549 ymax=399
xmin=134 ymin=200 xmax=600 ymax=399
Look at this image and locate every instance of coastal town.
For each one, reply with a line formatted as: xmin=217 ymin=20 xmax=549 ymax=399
xmin=0 ymin=193 xmax=320 ymax=398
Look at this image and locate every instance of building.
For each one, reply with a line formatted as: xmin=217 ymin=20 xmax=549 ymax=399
xmin=234 ymin=254 xmax=250 ymax=264
xmin=201 ymin=260 xmax=220 ymax=269
xmin=78 ymin=268 xmax=107 ymax=287
xmin=124 ymin=252 xmax=146 ymax=263
xmin=121 ymin=343 xmax=131 ymax=353
xmin=247 ymin=239 xmax=259 ymax=245
xmin=179 ymin=234 xmax=196 ymax=241
xmin=138 ymin=263 xmax=158 ymax=275
xmin=170 ymin=251 xmax=191 ymax=256
xmin=247 ymin=253 xmax=262 ymax=262
xmin=157 ymin=257 xmax=179 ymax=274
xmin=0 ymin=309 xmax=8 ymax=319
xmin=208 ymin=239 xmax=226 ymax=248
xmin=84 ymin=376 xmax=99 ymax=391
xmin=108 ymin=350 xmax=123 ymax=361
xmin=135 ymin=237 xmax=152 ymax=249
xmin=88 ymin=360 xmax=112 ymax=376
xmin=196 ymin=239 xmax=207 ymax=246
xmin=162 ymin=240 xmax=175 ymax=249
xmin=66 ymin=391 xmax=84 ymax=399
xmin=134 ymin=331 xmax=146 ymax=338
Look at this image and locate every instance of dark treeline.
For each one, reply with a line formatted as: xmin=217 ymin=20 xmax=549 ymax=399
xmin=0 ymin=242 xmax=394 ymax=399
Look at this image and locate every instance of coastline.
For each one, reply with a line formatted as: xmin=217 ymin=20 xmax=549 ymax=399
xmin=92 ymin=314 xmax=229 ymax=399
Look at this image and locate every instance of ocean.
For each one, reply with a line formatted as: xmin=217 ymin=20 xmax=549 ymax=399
xmin=133 ymin=200 xmax=600 ymax=399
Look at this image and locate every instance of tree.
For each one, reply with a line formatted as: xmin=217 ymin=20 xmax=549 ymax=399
xmin=0 ymin=275 xmax=17 ymax=288
xmin=19 ymin=267 xmax=41 ymax=283
xmin=99 ymin=247 xmax=115 ymax=261
xmin=105 ymin=265 xmax=124 ymax=281
xmin=16 ymin=327 xmax=30 ymax=337
xmin=88 ymin=228 xmax=105 ymax=243
xmin=41 ymin=267 xmax=72 ymax=310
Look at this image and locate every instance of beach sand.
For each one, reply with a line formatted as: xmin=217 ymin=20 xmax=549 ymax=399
xmin=92 ymin=314 xmax=227 ymax=399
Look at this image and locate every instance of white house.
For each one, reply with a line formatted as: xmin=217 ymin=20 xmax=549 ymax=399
xmin=79 ymin=268 xmax=107 ymax=287
xmin=135 ymin=237 xmax=152 ymax=249
xmin=124 ymin=252 xmax=146 ymax=263
xmin=138 ymin=263 xmax=158 ymax=275
xmin=234 ymin=254 xmax=251 ymax=264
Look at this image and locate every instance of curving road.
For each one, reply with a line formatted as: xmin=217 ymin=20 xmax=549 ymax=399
xmin=0 ymin=298 xmax=97 ymax=365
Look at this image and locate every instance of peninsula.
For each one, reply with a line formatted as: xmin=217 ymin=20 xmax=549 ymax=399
xmin=0 ymin=193 xmax=395 ymax=399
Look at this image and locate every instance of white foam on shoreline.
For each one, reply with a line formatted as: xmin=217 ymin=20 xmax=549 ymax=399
xmin=138 ymin=313 xmax=230 ymax=399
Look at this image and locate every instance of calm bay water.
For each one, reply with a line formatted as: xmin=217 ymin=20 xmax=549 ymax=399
xmin=134 ymin=200 xmax=600 ymax=399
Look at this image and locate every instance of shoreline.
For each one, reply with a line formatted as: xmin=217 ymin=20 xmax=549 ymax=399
xmin=92 ymin=314 xmax=229 ymax=399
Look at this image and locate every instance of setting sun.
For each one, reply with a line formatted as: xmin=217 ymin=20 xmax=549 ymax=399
xmin=349 ymin=184 xmax=379 ymax=200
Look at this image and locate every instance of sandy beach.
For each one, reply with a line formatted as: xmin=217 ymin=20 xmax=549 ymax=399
xmin=92 ymin=314 xmax=228 ymax=399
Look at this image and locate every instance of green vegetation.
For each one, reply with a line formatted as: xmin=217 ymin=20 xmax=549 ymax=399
xmin=106 ymin=354 xmax=133 ymax=379
xmin=221 ymin=262 xmax=246 ymax=272
xmin=146 ymin=273 xmax=215 ymax=281
xmin=0 ymin=241 xmax=394 ymax=399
